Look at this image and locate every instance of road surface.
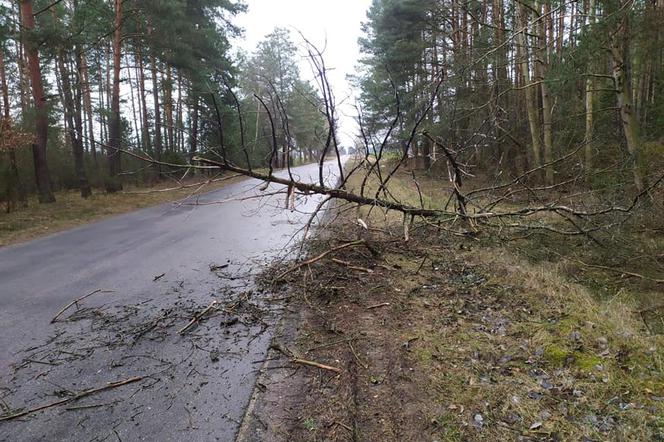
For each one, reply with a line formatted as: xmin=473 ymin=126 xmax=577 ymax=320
xmin=0 ymin=159 xmax=344 ymax=441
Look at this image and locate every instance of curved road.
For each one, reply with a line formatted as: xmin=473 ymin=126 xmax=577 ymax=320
xmin=0 ymin=159 xmax=344 ymax=441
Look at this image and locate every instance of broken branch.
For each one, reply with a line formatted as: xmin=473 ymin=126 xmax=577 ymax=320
xmin=0 ymin=376 xmax=143 ymax=422
xmin=51 ymin=289 xmax=113 ymax=323
xmin=292 ymin=358 xmax=342 ymax=374
xmin=178 ymin=300 xmax=219 ymax=335
xmin=276 ymin=240 xmax=365 ymax=280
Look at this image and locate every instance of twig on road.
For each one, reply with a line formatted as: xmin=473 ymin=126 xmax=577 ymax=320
xmin=178 ymin=301 xmax=219 ymax=335
xmin=0 ymin=376 xmax=144 ymax=422
xmin=51 ymin=289 xmax=114 ymax=323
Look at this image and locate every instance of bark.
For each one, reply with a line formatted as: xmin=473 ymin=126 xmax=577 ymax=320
xmin=126 ymin=54 xmax=141 ymax=149
xmin=148 ymin=22 xmax=163 ymax=175
xmin=557 ymin=5 xmax=565 ymax=55
xmin=20 ymin=0 xmax=55 ymax=203
xmin=189 ymin=94 xmax=199 ymax=164
xmin=15 ymin=2 xmax=30 ymax=113
xmin=97 ymin=54 xmax=106 ymax=144
xmin=164 ymin=65 xmax=174 ymax=151
xmin=609 ymin=6 xmax=646 ymax=193
xmin=516 ymin=4 xmax=542 ymax=168
xmin=175 ymin=74 xmax=183 ymax=152
xmin=136 ymin=47 xmax=151 ymax=154
xmin=105 ymin=43 xmax=111 ymax=143
xmin=584 ymin=0 xmax=596 ymax=168
xmin=537 ymin=1 xmax=554 ymax=184
xmin=106 ymin=0 xmax=123 ymax=192
xmin=57 ymin=49 xmax=91 ymax=198
xmin=80 ymin=53 xmax=97 ymax=165
xmin=1 ymin=45 xmax=27 ymax=208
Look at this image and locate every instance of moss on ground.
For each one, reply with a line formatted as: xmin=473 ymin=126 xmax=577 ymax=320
xmin=246 ymin=161 xmax=664 ymax=441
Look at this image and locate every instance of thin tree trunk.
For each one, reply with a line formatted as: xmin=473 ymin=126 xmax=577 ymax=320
xmin=105 ymin=44 xmax=111 ymax=143
xmin=1 ymin=44 xmax=27 ymax=208
xmin=80 ymin=52 xmax=97 ymax=165
xmin=584 ymin=0 xmax=596 ymax=168
xmin=175 ymin=73 xmax=183 ymax=152
xmin=537 ymin=1 xmax=554 ymax=184
xmin=136 ymin=47 xmax=151 ymax=154
xmin=15 ymin=1 xmax=30 ymax=113
xmin=20 ymin=0 xmax=55 ymax=203
xmin=57 ymin=50 xmax=91 ymax=198
xmin=164 ymin=65 xmax=174 ymax=151
xmin=189 ymin=94 xmax=199 ymax=164
xmin=106 ymin=0 xmax=123 ymax=192
xmin=516 ymin=4 xmax=542 ymax=169
xmin=148 ymin=22 xmax=163 ymax=176
xmin=610 ymin=5 xmax=645 ymax=193
xmin=126 ymin=54 xmax=141 ymax=149
xmin=97 ymin=54 xmax=106 ymax=145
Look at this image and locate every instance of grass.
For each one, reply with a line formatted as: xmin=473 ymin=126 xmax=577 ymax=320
xmin=0 ymin=174 xmax=244 ymax=247
xmin=253 ymin=160 xmax=664 ymax=441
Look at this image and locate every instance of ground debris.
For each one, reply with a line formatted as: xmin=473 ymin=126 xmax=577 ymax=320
xmin=241 ymin=217 xmax=664 ymax=442
xmin=0 ymin=376 xmax=144 ymax=422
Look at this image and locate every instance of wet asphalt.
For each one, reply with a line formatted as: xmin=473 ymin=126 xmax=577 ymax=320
xmin=0 ymin=159 xmax=345 ymax=441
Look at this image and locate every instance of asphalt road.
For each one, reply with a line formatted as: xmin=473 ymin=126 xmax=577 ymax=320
xmin=0 ymin=159 xmax=344 ymax=441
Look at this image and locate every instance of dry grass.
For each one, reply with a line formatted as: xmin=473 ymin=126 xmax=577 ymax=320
xmin=244 ymin=162 xmax=664 ymax=441
xmin=0 ymin=175 xmax=244 ymax=247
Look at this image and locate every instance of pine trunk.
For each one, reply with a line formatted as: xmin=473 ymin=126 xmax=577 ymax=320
xmin=148 ymin=22 xmax=163 ymax=176
xmin=537 ymin=1 xmax=554 ymax=184
xmin=165 ymin=65 xmax=174 ymax=151
xmin=136 ymin=47 xmax=151 ymax=154
xmin=610 ymin=6 xmax=645 ymax=193
xmin=584 ymin=0 xmax=596 ymax=168
xmin=80 ymin=53 xmax=97 ymax=165
xmin=57 ymin=49 xmax=91 ymax=198
xmin=20 ymin=0 xmax=55 ymax=203
xmin=0 ymin=45 xmax=27 ymax=208
xmin=189 ymin=94 xmax=199 ymax=164
xmin=106 ymin=0 xmax=123 ymax=192
xmin=516 ymin=4 xmax=542 ymax=168
xmin=126 ymin=54 xmax=141 ymax=149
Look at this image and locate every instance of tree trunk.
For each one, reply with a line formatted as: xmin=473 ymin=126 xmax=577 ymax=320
xmin=57 ymin=49 xmax=92 ymax=198
xmin=15 ymin=1 xmax=30 ymax=113
xmin=189 ymin=94 xmax=199 ymax=164
xmin=584 ymin=0 xmax=596 ymax=168
xmin=136 ymin=47 xmax=151 ymax=154
xmin=537 ymin=1 xmax=554 ymax=184
xmin=97 ymin=54 xmax=106 ymax=145
xmin=610 ymin=5 xmax=646 ymax=193
xmin=516 ymin=4 xmax=542 ymax=169
xmin=175 ymin=73 xmax=183 ymax=152
xmin=80 ymin=53 xmax=97 ymax=165
xmin=106 ymin=0 xmax=123 ymax=192
xmin=1 ymin=45 xmax=27 ymax=208
xmin=20 ymin=0 xmax=55 ymax=203
xmin=164 ymin=65 xmax=174 ymax=151
xmin=148 ymin=22 xmax=163 ymax=176
xmin=126 ymin=54 xmax=141 ymax=149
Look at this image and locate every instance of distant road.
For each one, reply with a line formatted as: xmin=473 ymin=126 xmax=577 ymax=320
xmin=0 ymin=159 xmax=344 ymax=441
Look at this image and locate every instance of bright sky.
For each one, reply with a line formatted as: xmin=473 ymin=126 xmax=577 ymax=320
xmin=233 ymin=0 xmax=373 ymax=146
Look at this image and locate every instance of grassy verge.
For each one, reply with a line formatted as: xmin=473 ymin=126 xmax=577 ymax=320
xmin=242 ymin=164 xmax=663 ymax=441
xmin=0 ymin=174 xmax=244 ymax=247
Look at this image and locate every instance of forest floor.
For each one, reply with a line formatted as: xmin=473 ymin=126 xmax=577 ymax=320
xmin=239 ymin=165 xmax=664 ymax=441
xmin=0 ymin=173 xmax=244 ymax=247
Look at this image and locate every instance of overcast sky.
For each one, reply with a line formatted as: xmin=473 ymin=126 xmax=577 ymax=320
xmin=232 ymin=0 xmax=373 ymax=146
